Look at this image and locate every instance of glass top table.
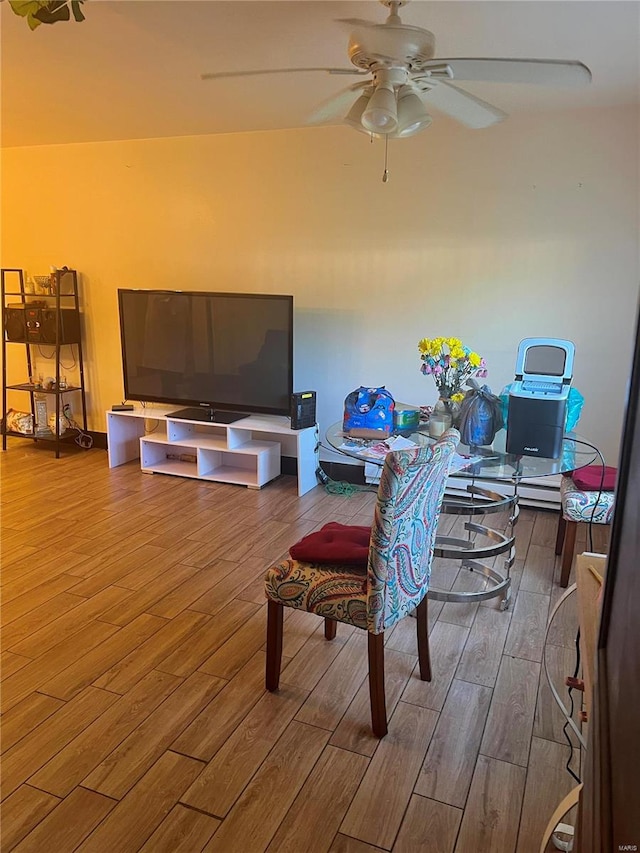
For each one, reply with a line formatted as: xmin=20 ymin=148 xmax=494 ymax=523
xmin=326 ymin=419 xmax=597 ymax=610
xmin=325 ymin=422 xmax=598 ymax=481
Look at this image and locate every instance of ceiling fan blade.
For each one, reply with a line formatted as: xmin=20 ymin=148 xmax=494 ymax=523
xmin=427 ymin=58 xmax=592 ymax=87
xmin=420 ymin=80 xmax=507 ymax=129
xmin=307 ymin=81 xmax=372 ymax=125
xmin=201 ymin=67 xmax=364 ymax=81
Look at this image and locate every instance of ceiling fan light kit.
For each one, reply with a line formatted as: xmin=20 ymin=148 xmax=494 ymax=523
xmin=344 ymin=92 xmax=373 ymax=131
xmin=396 ymin=86 xmax=432 ymax=137
xmin=362 ymin=83 xmax=398 ymax=133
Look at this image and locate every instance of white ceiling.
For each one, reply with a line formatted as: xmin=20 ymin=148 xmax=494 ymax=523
xmin=2 ymin=0 xmax=639 ymax=148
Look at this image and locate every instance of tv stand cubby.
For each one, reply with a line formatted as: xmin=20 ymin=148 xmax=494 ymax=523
xmin=106 ymin=407 xmax=319 ymax=495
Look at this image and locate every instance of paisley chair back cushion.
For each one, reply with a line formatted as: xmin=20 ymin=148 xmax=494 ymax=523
xmin=367 ymin=430 xmax=458 ymax=633
xmin=264 ymin=429 xmax=459 ymax=635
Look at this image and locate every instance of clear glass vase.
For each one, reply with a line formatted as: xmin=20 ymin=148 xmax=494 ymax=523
xmin=432 ymin=396 xmax=462 ymax=433
xmin=429 ymin=398 xmax=453 ymax=437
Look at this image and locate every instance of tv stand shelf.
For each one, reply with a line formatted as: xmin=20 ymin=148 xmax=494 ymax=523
xmin=106 ymin=407 xmax=319 ymax=495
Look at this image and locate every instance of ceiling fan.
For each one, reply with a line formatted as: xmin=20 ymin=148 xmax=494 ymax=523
xmin=201 ymin=0 xmax=592 ymax=140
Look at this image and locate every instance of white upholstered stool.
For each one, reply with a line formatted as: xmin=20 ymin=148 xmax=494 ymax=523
xmin=555 ymin=472 xmax=616 ymax=587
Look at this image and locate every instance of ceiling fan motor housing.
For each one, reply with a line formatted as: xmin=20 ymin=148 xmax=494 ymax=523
xmin=348 ymin=25 xmax=436 ymax=72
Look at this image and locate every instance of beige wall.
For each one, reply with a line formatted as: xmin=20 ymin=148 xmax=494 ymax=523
xmin=2 ymin=104 xmax=638 ymax=466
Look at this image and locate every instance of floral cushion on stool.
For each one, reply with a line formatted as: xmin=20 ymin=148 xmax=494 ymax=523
xmin=265 ymin=559 xmax=368 ymax=629
xmin=561 ymin=475 xmax=616 ymax=524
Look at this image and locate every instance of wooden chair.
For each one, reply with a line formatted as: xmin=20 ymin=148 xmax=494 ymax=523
xmin=555 ymin=473 xmax=615 ymax=587
xmin=264 ymin=428 xmax=459 ymax=738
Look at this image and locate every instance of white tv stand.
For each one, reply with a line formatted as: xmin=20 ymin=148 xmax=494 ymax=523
xmin=106 ymin=407 xmax=319 ymax=496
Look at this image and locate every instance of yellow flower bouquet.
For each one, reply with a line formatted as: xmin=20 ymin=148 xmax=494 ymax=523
xmin=418 ymin=336 xmax=487 ymax=402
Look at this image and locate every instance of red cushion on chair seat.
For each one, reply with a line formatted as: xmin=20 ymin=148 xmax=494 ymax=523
xmin=570 ymin=465 xmax=617 ymax=492
xmin=289 ymin=522 xmax=371 ymax=565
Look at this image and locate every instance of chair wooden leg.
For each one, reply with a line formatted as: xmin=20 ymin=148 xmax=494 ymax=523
xmin=560 ymin=520 xmax=578 ymax=588
xmin=324 ymin=618 xmax=337 ymax=640
xmin=416 ymin=596 xmax=432 ymax=682
xmin=368 ymin=632 xmax=387 ymax=738
xmin=555 ymin=514 xmax=566 ymax=556
xmin=266 ymin=600 xmax=284 ymax=691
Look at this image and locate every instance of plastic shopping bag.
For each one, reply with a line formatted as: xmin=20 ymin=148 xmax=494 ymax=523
xmin=458 ymin=381 xmax=503 ymax=446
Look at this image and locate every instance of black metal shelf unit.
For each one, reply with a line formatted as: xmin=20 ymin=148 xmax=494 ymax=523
xmin=1 ymin=267 xmax=88 ymax=458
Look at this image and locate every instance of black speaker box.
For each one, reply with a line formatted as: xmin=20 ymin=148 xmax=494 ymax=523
xmin=5 ymin=307 xmax=81 ymax=344
xmin=291 ymin=391 xmax=317 ymax=430
xmin=4 ymin=307 xmax=27 ymax=341
xmin=506 ymin=395 xmax=567 ymax=459
xmin=38 ymin=309 xmax=81 ymax=344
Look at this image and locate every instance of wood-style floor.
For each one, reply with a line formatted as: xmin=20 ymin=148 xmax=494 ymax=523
xmin=0 ymin=444 xmax=607 ymax=852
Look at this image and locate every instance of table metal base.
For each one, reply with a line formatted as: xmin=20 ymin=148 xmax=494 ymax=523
xmin=428 ymin=484 xmax=519 ymax=610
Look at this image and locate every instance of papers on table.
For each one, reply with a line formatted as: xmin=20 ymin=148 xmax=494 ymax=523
xmin=336 ymin=437 xmax=489 ymax=476
xmin=338 ymin=434 xmax=419 ymax=461
xmin=449 ymin=453 xmax=486 ymax=474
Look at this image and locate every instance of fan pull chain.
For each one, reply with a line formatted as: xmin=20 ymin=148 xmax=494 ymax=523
xmin=382 ymin=135 xmax=390 ymax=183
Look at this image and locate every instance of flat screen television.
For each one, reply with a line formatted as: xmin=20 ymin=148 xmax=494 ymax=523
xmin=117 ymin=289 xmax=293 ymax=422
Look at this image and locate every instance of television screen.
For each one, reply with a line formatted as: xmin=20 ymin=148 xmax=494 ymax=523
xmin=118 ymin=289 xmax=293 ymax=419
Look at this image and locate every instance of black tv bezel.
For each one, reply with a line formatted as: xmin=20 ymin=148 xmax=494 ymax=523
xmin=117 ymin=288 xmax=294 ymax=417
